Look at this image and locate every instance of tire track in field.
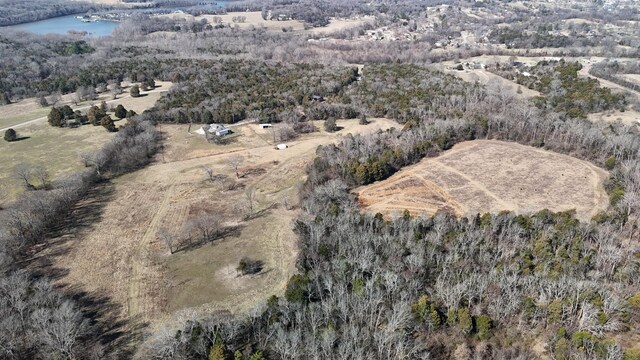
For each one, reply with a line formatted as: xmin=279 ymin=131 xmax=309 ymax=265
xmin=127 ymin=182 xmax=176 ymax=319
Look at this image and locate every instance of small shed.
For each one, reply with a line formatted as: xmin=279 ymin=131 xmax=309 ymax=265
xmin=276 ymin=144 xmax=288 ymax=150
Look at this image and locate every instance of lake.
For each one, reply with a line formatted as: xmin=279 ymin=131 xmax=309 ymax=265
xmin=5 ymin=15 xmax=119 ymax=37
xmin=3 ymin=1 xmax=232 ymax=37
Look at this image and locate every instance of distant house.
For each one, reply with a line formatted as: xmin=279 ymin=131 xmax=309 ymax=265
xmin=195 ymin=124 xmax=229 ymax=137
xmin=259 ymin=123 xmax=273 ymax=129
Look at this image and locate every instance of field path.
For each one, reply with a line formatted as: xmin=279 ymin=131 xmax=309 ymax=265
xmin=127 ymin=182 xmax=176 ymax=318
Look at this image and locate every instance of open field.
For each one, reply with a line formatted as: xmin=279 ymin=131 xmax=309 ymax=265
xmin=159 ymin=11 xmax=306 ymax=32
xmin=0 ymin=82 xmax=172 ymax=198
xmin=588 ymin=109 xmax=640 ymax=127
xmin=356 ymin=140 xmax=609 ymax=222
xmin=0 ymin=120 xmax=119 ymax=195
xmin=27 ymin=118 xmax=397 ymax=332
xmin=158 ymin=11 xmax=372 ymax=34
xmin=620 ymin=74 xmax=640 ymax=85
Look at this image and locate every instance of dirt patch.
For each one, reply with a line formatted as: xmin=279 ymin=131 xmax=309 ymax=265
xmin=356 ymin=140 xmax=609 ymax=222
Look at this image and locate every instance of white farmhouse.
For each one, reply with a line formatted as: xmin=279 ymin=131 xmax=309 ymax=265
xmin=195 ymin=124 xmax=229 ymax=137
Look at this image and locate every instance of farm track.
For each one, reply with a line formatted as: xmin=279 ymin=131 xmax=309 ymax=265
xmin=127 ymin=182 xmax=176 ymax=319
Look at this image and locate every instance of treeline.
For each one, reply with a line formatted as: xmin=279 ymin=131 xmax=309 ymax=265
xmin=0 ymin=115 xmax=160 ymax=359
xmin=149 ymin=64 xmax=640 ymax=359
xmin=0 ymin=0 xmax=104 ymax=26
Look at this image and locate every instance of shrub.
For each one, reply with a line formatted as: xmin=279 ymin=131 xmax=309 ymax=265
xmin=4 ymin=128 xmax=17 ymax=142
xmin=237 ymin=257 xmax=264 ymax=275
xmin=114 ymin=104 xmax=127 ymax=119
xmin=324 ymin=117 xmax=337 ymax=132
xmin=130 ymin=85 xmax=141 ymax=98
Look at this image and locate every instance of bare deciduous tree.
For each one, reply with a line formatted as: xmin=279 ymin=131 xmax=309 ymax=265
xmin=157 ymin=227 xmax=175 ymax=254
xmin=15 ymin=164 xmax=34 ymax=190
xmin=227 ymin=155 xmax=245 ymax=179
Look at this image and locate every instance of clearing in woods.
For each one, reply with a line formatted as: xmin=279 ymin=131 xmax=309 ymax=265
xmin=356 ymin=140 xmax=609 ymax=222
xmin=27 ymin=118 xmax=397 ymax=337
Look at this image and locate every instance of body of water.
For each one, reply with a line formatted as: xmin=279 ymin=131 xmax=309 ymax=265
xmin=3 ymin=1 xmax=233 ymax=37
xmin=6 ymin=15 xmax=118 ymax=37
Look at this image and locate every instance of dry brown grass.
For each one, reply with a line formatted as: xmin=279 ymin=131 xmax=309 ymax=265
xmin=620 ymin=74 xmax=640 ymax=85
xmin=28 ymin=118 xmax=397 ymax=333
xmin=356 ymin=140 xmax=609 ymax=222
xmin=159 ymin=11 xmax=306 ymax=32
xmin=588 ymin=109 xmax=640 ymax=127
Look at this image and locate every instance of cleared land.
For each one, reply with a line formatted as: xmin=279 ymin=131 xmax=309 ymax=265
xmin=158 ymin=12 xmax=371 ymax=34
xmin=620 ymin=74 xmax=640 ymax=85
xmin=357 ymin=140 xmax=609 ymax=222
xmin=27 ymin=118 xmax=397 ymax=332
xmin=588 ymin=109 xmax=640 ymax=127
xmin=159 ymin=11 xmax=306 ymax=32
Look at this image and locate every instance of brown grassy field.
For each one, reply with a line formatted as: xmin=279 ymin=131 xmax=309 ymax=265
xmin=159 ymin=11 xmax=306 ymax=32
xmin=620 ymin=74 xmax=640 ymax=85
xmin=0 ymin=82 xmax=172 ymax=198
xmin=26 ymin=118 xmax=397 ymax=333
xmin=356 ymin=140 xmax=609 ymax=222
xmin=158 ymin=11 xmax=371 ymax=34
xmin=588 ymin=109 xmax=640 ymax=127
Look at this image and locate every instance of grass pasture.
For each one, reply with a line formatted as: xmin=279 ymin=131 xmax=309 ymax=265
xmin=357 ymin=140 xmax=609 ymax=222
xmin=0 ymin=121 xmax=118 ymax=196
xmin=0 ymin=82 xmax=171 ymax=197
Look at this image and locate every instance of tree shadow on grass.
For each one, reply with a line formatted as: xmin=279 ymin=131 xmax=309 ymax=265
xmin=22 ymin=180 xmax=149 ymax=359
xmin=176 ymin=224 xmax=246 ymax=254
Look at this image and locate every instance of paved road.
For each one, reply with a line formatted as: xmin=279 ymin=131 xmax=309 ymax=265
xmin=0 ymin=87 xmax=169 ymax=133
